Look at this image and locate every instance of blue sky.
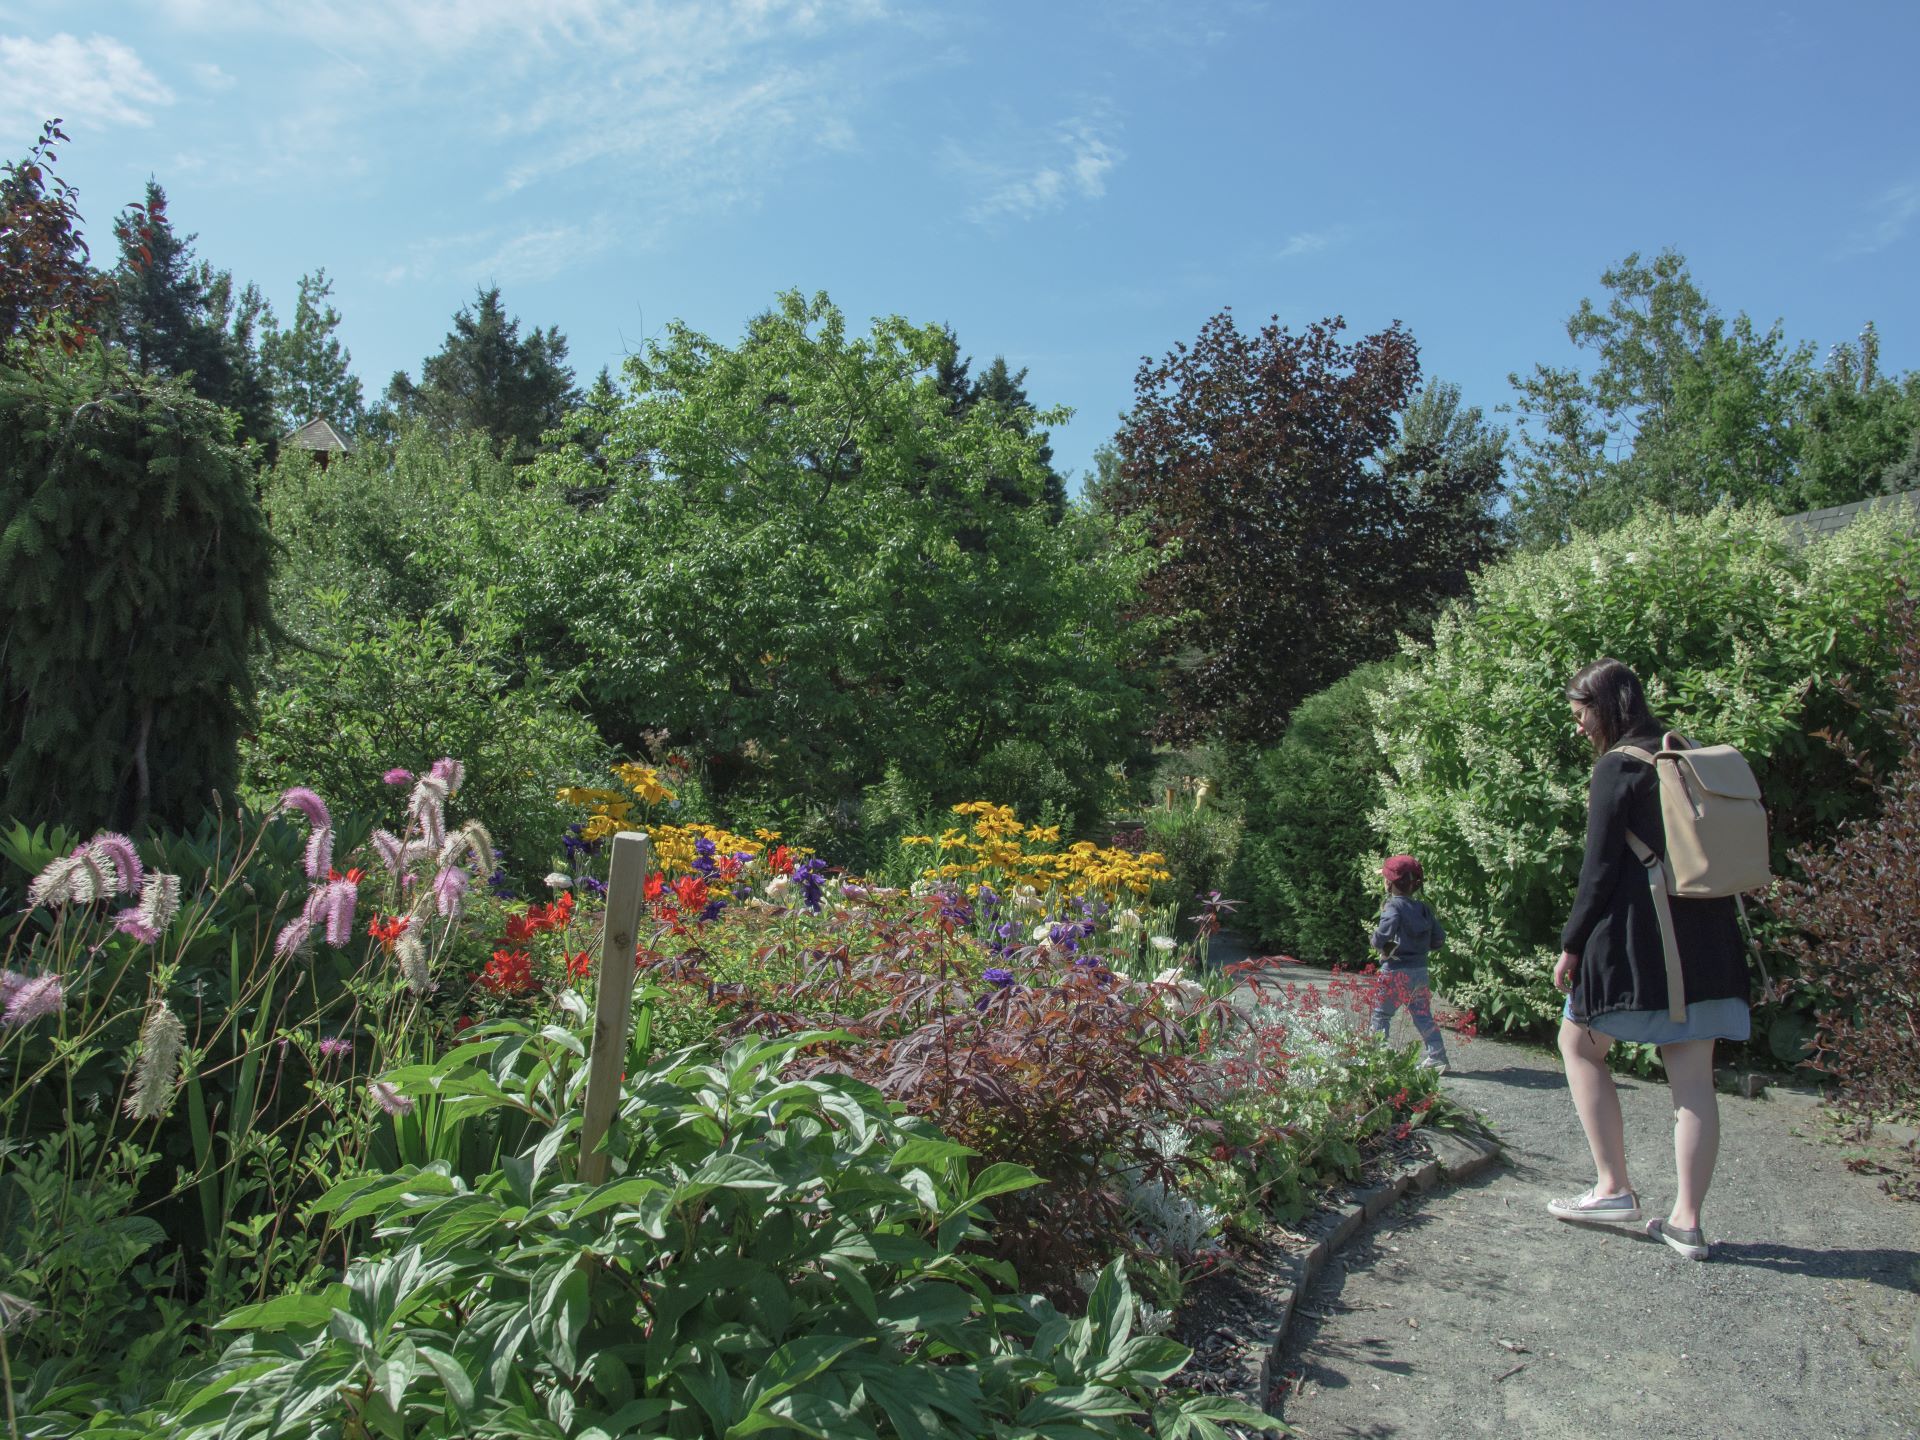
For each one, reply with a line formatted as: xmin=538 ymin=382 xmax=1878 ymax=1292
xmin=5 ymin=1 xmax=1917 ymax=487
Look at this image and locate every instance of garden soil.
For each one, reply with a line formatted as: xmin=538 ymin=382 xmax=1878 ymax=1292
xmin=1221 ymin=953 xmax=1920 ymax=1440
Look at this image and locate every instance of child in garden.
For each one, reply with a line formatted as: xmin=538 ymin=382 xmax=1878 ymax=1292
xmin=1369 ymin=854 xmax=1450 ymax=1072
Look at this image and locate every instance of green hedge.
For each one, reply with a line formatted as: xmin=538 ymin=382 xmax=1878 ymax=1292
xmin=1232 ymin=660 xmax=1399 ymax=963
xmin=1372 ymin=505 xmax=1916 ymax=1034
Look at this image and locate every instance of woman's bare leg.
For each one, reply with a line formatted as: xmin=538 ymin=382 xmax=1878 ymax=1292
xmin=1560 ymin=1019 xmax=1631 ymax=1196
xmin=1660 ymin=1038 xmax=1719 ymax=1231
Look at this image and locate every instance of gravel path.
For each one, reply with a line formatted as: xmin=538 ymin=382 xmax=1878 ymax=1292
xmin=1269 ymin=1016 xmax=1920 ymax=1439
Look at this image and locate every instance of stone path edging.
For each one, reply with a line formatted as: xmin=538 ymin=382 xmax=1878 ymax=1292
xmin=1234 ymin=1126 xmax=1504 ymax=1412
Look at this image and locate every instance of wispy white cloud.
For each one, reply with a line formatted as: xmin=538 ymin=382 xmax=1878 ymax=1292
xmin=0 ymin=32 xmax=174 ymax=133
xmin=191 ymin=61 xmax=236 ymax=92
xmin=1842 ymin=180 xmax=1920 ymax=256
xmin=1272 ymin=229 xmax=1337 ymax=262
xmin=142 ymin=0 xmax=908 ymax=259
xmin=953 ymin=114 xmax=1125 ymax=225
xmin=380 ymin=217 xmax=618 ymax=287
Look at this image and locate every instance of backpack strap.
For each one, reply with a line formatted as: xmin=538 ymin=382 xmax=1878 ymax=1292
xmin=1614 ymin=745 xmax=1688 ymax=1022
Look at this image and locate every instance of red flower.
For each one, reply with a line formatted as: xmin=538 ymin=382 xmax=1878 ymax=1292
xmin=366 ymin=914 xmax=409 ymax=954
xmin=478 ymin=948 xmax=536 ymax=996
xmin=329 ymin=867 xmax=367 ymax=885
xmin=715 ymin=854 xmax=743 ymax=882
xmin=504 ymin=913 xmax=538 ymax=943
xmin=672 ymin=875 xmax=708 ymax=912
xmin=767 ymin=845 xmax=793 ymax=877
xmin=643 ymin=871 xmax=667 ymax=903
xmin=566 ymin=950 xmax=592 ymax=980
xmin=454 ymin=1015 xmax=474 ymax=1032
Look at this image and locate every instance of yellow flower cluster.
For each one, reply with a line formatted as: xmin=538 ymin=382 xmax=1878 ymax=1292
xmin=611 ymin=762 xmax=676 ymax=806
xmin=901 ymin=801 xmax=1171 ymax=901
xmin=559 ymin=765 xmax=808 ymax=875
xmin=647 ymin=822 xmax=775 ymax=878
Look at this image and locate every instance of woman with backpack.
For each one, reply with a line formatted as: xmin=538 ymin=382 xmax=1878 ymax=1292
xmin=1548 ymin=658 xmax=1753 ymax=1261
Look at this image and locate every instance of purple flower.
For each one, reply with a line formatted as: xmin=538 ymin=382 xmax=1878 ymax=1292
xmin=692 ymin=837 xmax=718 ymax=878
xmin=977 ymin=885 xmax=1000 ymax=912
xmin=579 ymin=876 xmax=607 ymax=898
xmin=793 ymin=857 xmax=827 ymax=914
xmin=698 ymin=897 xmax=727 ymax=923
xmin=368 ymin=1080 xmax=413 ymax=1115
xmin=983 ymin=967 xmax=1015 ymax=988
xmin=318 ymin=1035 xmax=353 ymax=1061
xmin=487 ymin=867 xmax=519 ymax=900
xmin=383 ymin=768 xmax=414 ymax=786
xmin=2 ymin=973 xmax=64 ymax=1027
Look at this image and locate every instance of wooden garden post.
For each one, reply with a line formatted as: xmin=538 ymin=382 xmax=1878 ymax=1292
xmin=578 ymin=829 xmax=651 ymax=1185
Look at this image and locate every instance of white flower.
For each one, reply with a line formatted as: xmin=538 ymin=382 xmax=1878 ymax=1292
xmin=766 ymin=875 xmax=792 ymax=900
xmin=544 ymin=872 xmax=574 ymax=891
xmin=1031 ymin=922 xmax=1056 ymax=943
xmin=1149 ymin=935 xmax=1177 ymax=953
xmin=1112 ymin=907 xmax=1144 ymax=933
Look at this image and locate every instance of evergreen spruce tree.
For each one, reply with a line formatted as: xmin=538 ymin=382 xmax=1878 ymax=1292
xmin=382 ymin=286 xmax=579 ymax=462
xmin=108 ymin=180 xmax=277 ymax=446
xmin=0 ymin=352 xmax=275 ymax=831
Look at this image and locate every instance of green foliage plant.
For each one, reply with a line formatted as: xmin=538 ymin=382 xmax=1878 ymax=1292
xmin=167 ymin=1026 xmax=1281 ymax=1439
xmin=0 ymin=351 xmax=276 ymax=834
xmin=1233 ymin=660 xmax=1400 ymax=962
xmin=1372 ymin=504 xmax=1918 ymax=1034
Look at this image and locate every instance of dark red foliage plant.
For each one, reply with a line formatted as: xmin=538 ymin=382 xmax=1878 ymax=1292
xmin=1766 ymin=594 xmax=1920 ymax=1197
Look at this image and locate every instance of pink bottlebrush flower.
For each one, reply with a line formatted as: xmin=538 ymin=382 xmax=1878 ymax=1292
xmin=27 ymin=849 xmax=111 ymax=908
xmin=431 ymin=866 xmax=469 ymax=919
xmin=303 ymin=826 xmax=335 ymax=883
xmin=0 ymin=970 xmax=22 ymax=1009
xmin=87 ymin=833 xmax=144 ymax=895
xmin=322 ymin=879 xmax=358 ymax=947
xmin=428 ymin=757 xmax=465 ymax=794
xmin=114 ymin=872 xmax=182 ymax=944
xmin=3 ymin=973 xmax=65 ymax=1027
xmin=279 ymin=787 xmax=332 ymax=830
xmin=318 ymin=1035 xmax=353 ymax=1061
xmin=275 ymin=915 xmax=315 ymax=959
xmin=382 ymin=768 xmax=414 ymax=785
xmin=409 ymin=778 xmax=448 ymax=850
xmin=368 ymin=1080 xmax=413 ymax=1115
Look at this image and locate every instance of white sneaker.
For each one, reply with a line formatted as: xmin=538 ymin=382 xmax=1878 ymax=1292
xmin=1546 ymin=1188 xmax=1642 ymax=1225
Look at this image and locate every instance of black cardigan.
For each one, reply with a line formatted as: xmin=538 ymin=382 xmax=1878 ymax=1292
xmin=1561 ymin=734 xmax=1749 ymax=1023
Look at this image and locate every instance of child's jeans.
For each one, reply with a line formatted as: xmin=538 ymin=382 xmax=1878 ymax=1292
xmin=1370 ymin=962 xmax=1449 ymax=1065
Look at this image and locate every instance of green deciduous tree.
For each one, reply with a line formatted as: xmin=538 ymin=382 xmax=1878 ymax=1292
xmin=513 ymin=290 xmax=1151 ymax=835
xmin=381 ymin=285 xmax=579 ymax=463
xmin=1506 ymin=249 xmax=1920 ymax=546
xmin=0 ymin=354 xmax=276 ymax=831
xmin=1110 ymin=310 xmax=1495 ymax=746
xmin=260 ymin=268 xmax=364 ymax=435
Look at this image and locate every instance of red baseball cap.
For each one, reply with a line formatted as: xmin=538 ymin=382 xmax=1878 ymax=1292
xmin=1382 ymin=855 xmax=1423 ymax=888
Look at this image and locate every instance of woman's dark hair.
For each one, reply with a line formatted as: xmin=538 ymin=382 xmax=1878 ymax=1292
xmin=1565 ymin=658 xmax=1663 ymax=756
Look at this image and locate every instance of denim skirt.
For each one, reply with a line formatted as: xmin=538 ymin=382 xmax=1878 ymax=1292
xmin=1562 ymin=994 xmax=1751 ymax=1045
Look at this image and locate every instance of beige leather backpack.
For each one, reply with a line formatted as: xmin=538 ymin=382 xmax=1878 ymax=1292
xmin=1617 ymin=735 xmax=1770 ymax=1021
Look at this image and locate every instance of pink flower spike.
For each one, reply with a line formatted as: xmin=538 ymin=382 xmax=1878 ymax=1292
xmin=0 ymin=970 xmax=23 ymax=1009
xmin=318 ymin=1035 xmax=353 ymax=1061
xmin=88 ymin=833 xmax=144 ymax=895
xmin=279 ymin=787 xmax=332 ymax=831
xmin=428 ymin=757 xmax=464 ymax=795
xmin=368 ymin=1080 xmax=413 ymax=1115
xmin=275 ymin=916 xmax=314 ymax=959
xmin=371 ymin=829 xmax=406 ymax=875
xmin=323 ymin=879 xmax=358 ymax=947
xmin=383 ymin=768 xmax=414 ymax=785
xmin=304 ymin=825 xmax=335 ymax=882
xmin=2 ymin=973 xmax=65 ymax=1027
xmin=432 ymin=866 xmax=470 ymax=919
xmin=114 ymin=912 xmax=162 ymax=944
